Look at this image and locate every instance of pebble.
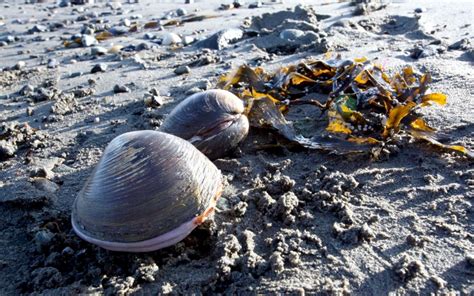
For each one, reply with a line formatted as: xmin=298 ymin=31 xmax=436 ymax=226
xmin=30 ymin=166 xmax=55 ymax=180
xmin=61 ymin=247 xmax=74 ymax=257
xmin=32 ymin=178 xmax=59 ymax=193
xmin=14 ymin=61 xmax=26 ymax=70
xmin=176 ymin=8 xmax=187 ymax=16
xmin=29 ymin=24 xmax=47 ymax=34
xmin=0 ymin=35 xmax=15 ymax=43
xmin=182 ymin=36 xmax=195 ymax=45
xmin=161 ymin=32 xmax=182 ymax=45
xmin=94 ymin=117 xmax=100 ymax=123
xmin=185 ymin=0 xmax=194 ymax=3
xmin=70 ymin=72 xmax=83 ymax=78
xmin=233 ymin=0 xmax=245 ymax=8
xmin=34 ymin=229 xmax=54 ymax=253
xmin=113 ymin=84 xmax=130 ymax=93
xmin=195 ymin=28 xmax=243 ymax=50
xmin=466 ymin=254 xmax=474 ymax=266
xmin=122 ymin=18 xmax=131 ymax=27
xmin=81 ymin=35 xmax=98 ymax=47
xmin=91 ymin=63 xmax=107 ymax=73
xmin=0 ymin=140 xmax=17 ymax=159
xmin=448 ymin=38 xmax=471 ymax=50
xmin=90 ymin=46 xmax=107 ymax=56
xmin=26 ymin=107 xmax=34 ymax=116
xmin=144 ymin=95 xmax=163 ymax=107
xmin=174 ymin=65 xmax=190 ymax=75
xmin=249 ymin=1 xmax=263 ymax=8
xmin=144 ymin=32 xmax=155 ymax=40
xmin=47 ymin=59 xmax=59 ymax=69
xmin=18 ymin=84 xmax=35 ymax=96
xmin=414 ymin=7 xmax=424 ymax=13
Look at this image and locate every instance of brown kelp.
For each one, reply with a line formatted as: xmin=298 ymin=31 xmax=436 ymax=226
xmin=217 ymin=56 xmax=472 ymax=158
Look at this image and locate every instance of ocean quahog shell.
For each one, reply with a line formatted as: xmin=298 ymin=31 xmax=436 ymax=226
xmin=71 ymin=131 xmax=222 ymax=252
xmin=160 ymin=89 xmax=249 ymax=160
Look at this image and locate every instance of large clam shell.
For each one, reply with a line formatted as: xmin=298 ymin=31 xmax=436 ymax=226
xmin=71 ymin=130 xmax=222 ymax=252
xmin=160 ymin=89 xmax=249 ymax=160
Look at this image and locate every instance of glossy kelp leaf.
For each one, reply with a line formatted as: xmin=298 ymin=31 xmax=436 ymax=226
xmin=326 ymin=120 xmax=352 ymax=134
xmin=248 ymin=98 xmax=371 ymax=153
xmin=383 ymin=102 xmax=416 ymax=137
xmin=409 ymin=118 xmax=436 ymax=132
xmin=410 ymin=130 xmax=473 ymax=158
xmin=217 ymin=65 xmax=266 ymax=91
xmin=420 ymin=93 xmax=447 ymax=106
xmin=217 ymin=57 xmax=469 ymax=158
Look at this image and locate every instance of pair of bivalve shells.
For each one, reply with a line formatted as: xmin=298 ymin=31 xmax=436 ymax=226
xmin=72 ymin=90 xmax=249 ymax=252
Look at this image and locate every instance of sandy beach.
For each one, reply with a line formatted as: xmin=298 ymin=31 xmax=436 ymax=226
xmin=0 ymin=0 xmax=473 ymax=294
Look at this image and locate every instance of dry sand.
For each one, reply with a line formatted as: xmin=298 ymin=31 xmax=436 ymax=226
xmin=0 ymin=0 xmax=473 ymax=294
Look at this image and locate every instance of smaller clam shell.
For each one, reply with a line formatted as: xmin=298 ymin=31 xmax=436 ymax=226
xmin=160 ymin=89 xmax=249 ymax=159
xmin=71 ymin=131 xmax=222 ymax=252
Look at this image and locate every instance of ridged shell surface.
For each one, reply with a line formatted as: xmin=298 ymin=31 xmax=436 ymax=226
xmin=71 ymin=130 xmax=222 ymax=243
xmin=160 ymin=89 xmax=249 ymax=159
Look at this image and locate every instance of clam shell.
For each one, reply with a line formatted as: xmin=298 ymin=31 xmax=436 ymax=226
xmin=71 ymin=130 xmax=222 ymax=252
xmin=160 ymin=89 xmax=249 ymax=159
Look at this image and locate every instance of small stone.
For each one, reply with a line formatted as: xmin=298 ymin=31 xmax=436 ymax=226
xmin=14 ymin=61 xmax=26 ymax=70
xmin=30 ymin=167 xmax=55 ymax=179
xmin=61 ymin=247 xmax=74 ymax=256
xmin=122 ymin=18 xmax=131 ymax=27
xmin=136 ymin=42 xmax=150 ymax=51
xmin=448 ymin=38 xmax=471 ymax=50
xmin=29 ymin=24 xmax=47 ymax=34
xmin=19 ymin=84 xmax=35 ymax=95
xmin=233 ymin=0 xmax=245 ymax=8
xmin=249 ymin=1 xmax=262 ymax=8
xmin=94 ymin=117 xmax=100 ymax=123
xmin=58 ymin=0 xmax=70 ymax=7
xmin=0 ymin=35 xmax=15 ymax=43
xmin=32 ymin=178 xmax=59 ymax=193
xmin=81 ymin=34 xmax=98 ymax=47
xmin=70 ymin=72 xmax=83 ymax=78
xmin=90 ymin=63 xmax=107 ymax=73
xmin=26 ymin=107 xmax=34 ymax=116
xmin=185 ymin=0 xmax=194 ymax=3
xmin=144 ymin=95 xmax=163 ymax=107
xmin=47 ymin=59 xmax=59 ymax=69
xmin=34 ymin=230 xmax=54 ymax=252
xmin=144 ymin=32 xmax=155 ymax=40
xmin=414 ymin=7 xmax=424 ymax=13
xmin=176 ymin=8 xmax=187 ymax=16
xmin=182 ymin=35 xmax=195 ymax=45
xmin=113 ymin=84 xmax=130 ymax=93
xmin=0 ymin=140 xmax=17 ymax=159
xmin=195 ymin=28 xmax=243 ymax=50
xmin=466 ymin=253 xmax=474 ymax=266
xmin=149 ymin=87 xmax=159 ymax=96
xmin=174 ymin=65 xmax=190 ymax=75
xmin=161 ymin=32 xmax=182 ymax=45
xmin=90 ymin=46 xmax=107 ymax=56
